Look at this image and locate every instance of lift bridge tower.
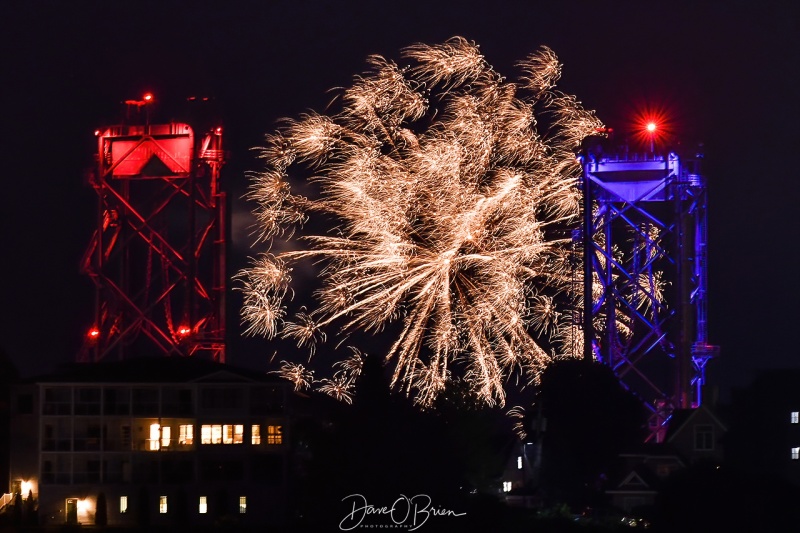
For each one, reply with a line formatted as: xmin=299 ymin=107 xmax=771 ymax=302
xmin=579 ymin=137 xmax=718 ymax=442
xmin=79 ymin=94 xmax=227 ymax=363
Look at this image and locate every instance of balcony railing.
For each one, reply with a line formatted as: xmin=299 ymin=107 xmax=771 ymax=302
xmin=0 ymin=494 xmax=12 ymax=512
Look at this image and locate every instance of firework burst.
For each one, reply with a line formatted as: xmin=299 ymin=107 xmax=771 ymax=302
xmin=240 ymin=37 xmax=604 ymax=407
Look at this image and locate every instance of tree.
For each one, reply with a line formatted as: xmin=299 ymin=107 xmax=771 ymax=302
xmin=12 ymin=492 xmax=22 ymax=526
xmin=536 ymin=359 xmax=647 ymax=508
xmin=654 ymin=461 xmax=800 ymax=532
xmin=95 ymin=491 xmax=107 ymax=526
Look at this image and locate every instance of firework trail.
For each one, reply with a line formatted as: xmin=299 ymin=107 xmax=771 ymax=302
xmin=239 ymin=37 xmax=604 ymax=407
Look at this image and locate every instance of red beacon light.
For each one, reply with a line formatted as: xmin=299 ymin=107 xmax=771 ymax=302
xmin=177 ymin=325 xmax=192 ymax=337
xmin=124 ymin=93 xmax=155 ymax=107
xmin=88 ymin=327 xmax=100 ymax=340
xmin=643 ymin=121 xmax=660 ymax=152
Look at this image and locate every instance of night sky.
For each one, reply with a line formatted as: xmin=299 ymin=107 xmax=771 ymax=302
xmin=3 ymin=1 xmax=798 ymax=401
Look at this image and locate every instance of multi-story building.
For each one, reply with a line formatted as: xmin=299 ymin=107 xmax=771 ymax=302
xmin=7 ymin=357 xmax=291 ymax=527
xmin=726 ymin=368 xmax=800 ymax=487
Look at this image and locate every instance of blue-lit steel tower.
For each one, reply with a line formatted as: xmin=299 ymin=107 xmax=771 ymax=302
xmin=580 ymin=147 xmax=718 ymax=441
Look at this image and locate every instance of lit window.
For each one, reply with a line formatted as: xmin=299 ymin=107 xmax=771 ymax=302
xmin=199 ymin=496 xmax=207 ymax=514
xmin=120 ymin=496 xmax=128 ymax=514
xmin=161 ymin=426 xmax=171 ymax=448
xmin=239 ymin=496 xmax=246 ymax=514
xmin=222 ymin=425 xmax=244 ymax=444
xmin=179 ymin=424 xmax=194 ymax=445
xmin=267 ymin=425 xmax=283 ymax=445
xmin=502 ymin=481 xmax=512 ymax=493
xmin=792 ymin=412 xmax=799 ymax=424
xmin=222 ymin=424 xmax=244 ymax=444
xmin=517 ymin=456 xmax=522 ymax=470
xmin=159 ymin=496 xmax=167 ymax=514
xmin=252 ymin=425 xmax=261 ymax=445
xmin=149 ymin=424 xmax=161 ymax=451
xmin=201 ymin=424 xmax=243 ymax=444
xmin=792 ymin=447 xmax=799 ymax=460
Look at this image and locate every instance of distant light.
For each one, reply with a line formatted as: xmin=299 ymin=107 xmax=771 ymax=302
xmin=94 ymin=130 xmax=101 ymax=136
xmin=77 ymin=499 xmax=90 ymax=512
xmin=215 ymin=127 xmax=223 ymax=135
xmin=20 ymin=481 xmax=32 ymax=495
xmin=177 ymin=325 xmax=191 ymax=337
xmin=143 ymin=93 xmax=154 ymax=102
xmin=88 ymin=327 xmax=100 ymax=339
xmin=646 ymin=122 xmax=657 ymax=133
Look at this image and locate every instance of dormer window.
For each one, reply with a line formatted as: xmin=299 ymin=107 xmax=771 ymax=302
xmin=693 ymin=424 xmax=714 ymax=451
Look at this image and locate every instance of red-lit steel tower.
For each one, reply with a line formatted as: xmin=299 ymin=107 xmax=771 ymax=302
xmin=80 ymin=96 xmax=226 ymax=363
xmin=580 ymin=143 xmax=718 ymax=442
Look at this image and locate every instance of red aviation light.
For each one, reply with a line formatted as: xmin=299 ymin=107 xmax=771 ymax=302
xmin=631 ymin=104 xmax=673 ymax=153
xmin=125 ymin=93 xmax=155 ymax=107
xmin=177 ymin=325 xmax=192 ymax=337
xmin=88 ymin=327 xmax=100 ymax=340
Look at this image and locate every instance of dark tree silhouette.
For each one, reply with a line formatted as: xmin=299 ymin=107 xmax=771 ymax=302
xmin=536 ymin=359 xmax=647 ymax=509
xmin=654 ymin=460 xmax=800 ymax=533
xmin=291 ymin=354 xmax=504 ymax=531
xmin=95 ymin=491 xmax=107 ymax=526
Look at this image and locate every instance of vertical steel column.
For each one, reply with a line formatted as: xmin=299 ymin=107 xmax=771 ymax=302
xmin=581 ymin=150 xmax=717 ymax=441
xmin=79 ymin=119 xmax=227 ymax=363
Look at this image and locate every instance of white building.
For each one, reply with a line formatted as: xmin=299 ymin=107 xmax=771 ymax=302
xmin=8 ymin=357 xmax=292 ymax=527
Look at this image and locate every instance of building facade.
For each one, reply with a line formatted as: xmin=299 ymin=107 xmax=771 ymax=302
xmin=8 ymin=358 xmax=291 ymax=527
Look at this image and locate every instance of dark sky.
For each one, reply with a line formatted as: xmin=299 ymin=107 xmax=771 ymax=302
xmin=2 ymin=1 xmax=798 ymax=400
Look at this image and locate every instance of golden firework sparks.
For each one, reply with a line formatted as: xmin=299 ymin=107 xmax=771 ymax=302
xmin=240 ymin=37 xmax=605 ymax=407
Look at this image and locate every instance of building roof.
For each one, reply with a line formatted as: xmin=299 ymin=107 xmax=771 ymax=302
xmin=22 ymin=356 xmax=281 ymax=385
xmin=665 ymin=404 xmax=728 ymax=443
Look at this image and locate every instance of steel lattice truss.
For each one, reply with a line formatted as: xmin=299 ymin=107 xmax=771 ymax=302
xmin=582 ymin=152 xmax=718 ymax=441
xmin=79 ymin=123 xmax=226 ymax=363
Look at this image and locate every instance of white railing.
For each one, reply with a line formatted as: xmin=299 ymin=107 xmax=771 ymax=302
xmin=0 ymin=493 xmax=13 ymax=512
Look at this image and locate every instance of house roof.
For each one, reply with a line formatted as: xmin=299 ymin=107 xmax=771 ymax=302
xmin=606 ymin=468 xmax=659 ymax=495
xmin=21 ymin=356 xmax=281 ymax=385
xmin=665 ymin=404 xmax=728 ymax=443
